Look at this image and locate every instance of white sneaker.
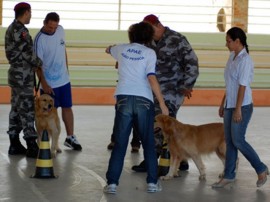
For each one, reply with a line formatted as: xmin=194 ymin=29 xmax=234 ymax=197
xmin=147 ymin=181 xmax=162 ymax=193
xmin=64 ymin=135 xmax=82 ymax=150
xmin=103 ymin=184 xmax=117 ymax=194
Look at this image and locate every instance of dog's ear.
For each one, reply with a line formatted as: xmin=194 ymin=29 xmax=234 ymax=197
xmin=163 ymin=116 xmax=172 ymax=128
xmin=163 ymin=116 xmax=174 ymax=135
xmin=35 ymin=97 xmax=40 ymax=110
xmin=51 ymin=97 xmax=54 ymax=107
xmin=155 ymin=115 xmax=173 ymax=135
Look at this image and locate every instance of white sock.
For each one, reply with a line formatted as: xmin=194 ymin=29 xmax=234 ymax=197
xmin=67 ymin=135 xmax=74 ymax=139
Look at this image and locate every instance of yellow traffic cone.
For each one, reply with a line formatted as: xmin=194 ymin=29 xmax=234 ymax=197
xmin=31 ymin=130 xmax=57 ymax=178
xmin=158 ymin=140 xmax=170 ymax=177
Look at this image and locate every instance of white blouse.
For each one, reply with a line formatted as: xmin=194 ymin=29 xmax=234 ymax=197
xmin=224 ymin=48 xmax=254 ymax=108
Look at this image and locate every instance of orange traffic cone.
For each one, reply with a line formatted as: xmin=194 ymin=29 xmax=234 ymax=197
xmin=31 ymin=130 xmax=57 ymax=178
xmin=158 ymin=140 xmax=170 ymax=177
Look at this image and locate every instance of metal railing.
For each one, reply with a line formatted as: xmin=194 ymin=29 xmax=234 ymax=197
xmin=1 ymin=0 xmax=270 ymax=88
xmin=2 ymin=0 xmax=270 ymax=34
xmin=1 ymin=45 xmax=270 ymax=88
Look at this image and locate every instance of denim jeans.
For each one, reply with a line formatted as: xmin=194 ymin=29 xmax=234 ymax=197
xmin=106 ymin=95 xmax=158 ymax=185
xmin=223 ymin=103 xmax=266 ymax=179
xmin=110 ymin=104 xmax=141 ymax=148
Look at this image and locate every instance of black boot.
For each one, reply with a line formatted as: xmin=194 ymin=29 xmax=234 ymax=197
xmin=130 ymin=127 xmax=141 ymax=153
xmin=25 ymin=138 xmax=39 ymax=158
xmin=131 ymin=160 xmax=146 ymax=172
xmin=8 ymin=136 xmax=27 ymax=155
xmin=179 ymin=160 xmax=189 ymax=171
xmin=107 ymin=141 xmax=115 ymax=150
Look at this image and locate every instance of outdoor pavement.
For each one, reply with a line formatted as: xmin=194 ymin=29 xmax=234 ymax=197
xmin=0 ymin=104 xmax=270 ymax=202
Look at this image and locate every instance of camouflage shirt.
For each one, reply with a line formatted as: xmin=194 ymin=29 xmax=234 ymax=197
xmin=150 ymin=27 xmax=199 ymax=94
xmin=5 ymin=20 xmax=43 ymax=87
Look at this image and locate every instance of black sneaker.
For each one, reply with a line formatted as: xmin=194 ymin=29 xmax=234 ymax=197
xmin=64 ymin=135 xmax=82 ymax=151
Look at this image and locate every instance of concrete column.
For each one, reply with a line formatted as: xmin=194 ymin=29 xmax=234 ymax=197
xmin=232 ymin=0 xmax=249 ymax=32
xmin=0 ymin=0 xmax=3 ymax=25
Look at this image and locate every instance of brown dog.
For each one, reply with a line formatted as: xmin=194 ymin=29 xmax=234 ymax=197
xmin=35 ymin=94 xmax=61 ymax=157
xmin=155 ymin=114 xmax=226 ymax=180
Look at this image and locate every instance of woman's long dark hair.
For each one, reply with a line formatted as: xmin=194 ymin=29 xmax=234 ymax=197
xmin=227 ymin=27 xmax=249 ymax=54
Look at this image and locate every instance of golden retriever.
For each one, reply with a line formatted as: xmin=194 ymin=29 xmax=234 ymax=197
xmin=155 ymin=114 xmax=226 ymax=181
xmin=35 ymin=94 xmax=61 ymax=158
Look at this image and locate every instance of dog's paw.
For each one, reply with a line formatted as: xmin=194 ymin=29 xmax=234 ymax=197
xmin=199 ymin=174 xmax=206 ymax=181
xmin=56 ymin=148 xmax=62 ymax=153
xmin=218 ymin=172 xmax=224 ymax=178
xmin=51 ymin=151 xmax=57 ymax=158
xmin=173 ymin=173 xmax=180 ymax=178
xmin=159 ymin=175 xmax=173 ymax=180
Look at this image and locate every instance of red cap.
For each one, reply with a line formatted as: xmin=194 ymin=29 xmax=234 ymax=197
xmin=14 ymin=2 xmax=31 ymax=12
xmin=143 ymin=14 xmax=160 ymax=25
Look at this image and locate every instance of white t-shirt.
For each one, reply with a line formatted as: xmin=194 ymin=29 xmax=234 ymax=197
xmin=110 ymin=43 xmax=157 ymax=102
xmin=224 ymin=48 xmax=253 ymax=108
xmin=34 ymin=25 xmax=70 ymax=88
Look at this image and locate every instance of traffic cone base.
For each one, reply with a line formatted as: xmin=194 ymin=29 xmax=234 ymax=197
xmin=31 ymin=168 xmax=57 ymax=179
xmin=158 ymin=141 xmax=170 ymax=177
xmin=31 ymin=130 xmax=57 ymax=179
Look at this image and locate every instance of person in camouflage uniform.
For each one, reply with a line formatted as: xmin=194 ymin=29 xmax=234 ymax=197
xmin=132 ymin=14 xmax=199 ymax=173
xmin=5 ymin=2 xmax=43 ymax=158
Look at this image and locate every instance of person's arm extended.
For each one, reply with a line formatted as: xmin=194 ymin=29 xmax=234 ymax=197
xmin=148 ymin=75 xmax=169 ymax=115
xmin=36 ymin=67 xmax=53 ymax=94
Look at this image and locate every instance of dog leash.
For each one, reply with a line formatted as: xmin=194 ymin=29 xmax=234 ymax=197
xmin=34 ymin=69 xmax=41 ymax=99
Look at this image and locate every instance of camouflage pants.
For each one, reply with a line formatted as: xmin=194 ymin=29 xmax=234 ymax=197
xmin=7 ymin=86 xmax=37 ymax=140
xmin=154 ymin=92 xmax=185 ymax=118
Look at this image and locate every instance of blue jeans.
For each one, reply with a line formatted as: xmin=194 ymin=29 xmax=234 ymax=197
xmin=106 ymin=95 xmax=158 ymax=185
xmin=223 ymin=103 xmax=266 ymax=179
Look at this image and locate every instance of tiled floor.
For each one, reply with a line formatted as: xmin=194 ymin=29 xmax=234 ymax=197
xmin=0 ymin=105 xmax=269 ymax=202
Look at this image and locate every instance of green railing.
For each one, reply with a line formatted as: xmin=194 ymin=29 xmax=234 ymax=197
xmin=1 ymin=29 xmax=270 ymax=88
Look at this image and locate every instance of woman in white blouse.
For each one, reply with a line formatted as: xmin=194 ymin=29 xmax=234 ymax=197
xmin=212 ymin=27 xmax=268 ymax=188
